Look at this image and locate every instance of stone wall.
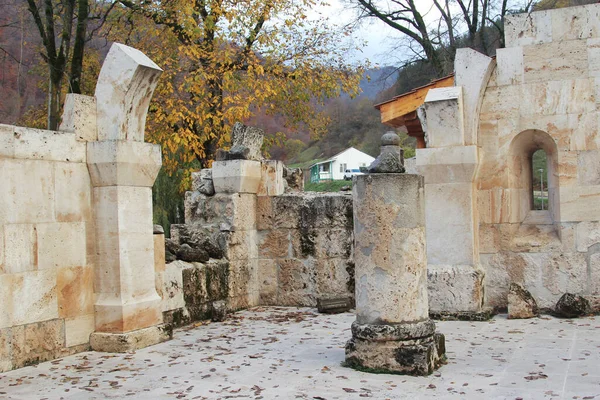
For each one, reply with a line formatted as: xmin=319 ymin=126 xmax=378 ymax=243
xmin=0 ymin=124 xmax=95 ymax=371
xmin=0 ymin=43 xmax=169 ymax=372
xmin=476 ymin=4 xmax=600 ymax=310
xmin=256 ymin=193 xmax=354 ymax=306
xmin=162 ymin=175 xmax=355 ymax=322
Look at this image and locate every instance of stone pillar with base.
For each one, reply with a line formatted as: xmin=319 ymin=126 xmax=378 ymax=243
xmin=87 ymin=43 xmax=170 ymax=352
xmin=345 ymin=132 xmax=445 ymax=375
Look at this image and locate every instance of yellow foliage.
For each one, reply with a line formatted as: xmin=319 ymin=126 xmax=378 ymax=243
xmin=106 ymin=0 xmax=367 ymax=178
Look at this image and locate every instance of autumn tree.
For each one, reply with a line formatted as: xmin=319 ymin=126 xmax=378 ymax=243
xmin=24 ymin=0 xmax=115 ymax=130
xmin=111 ymin=0 xmax=365 ymax=173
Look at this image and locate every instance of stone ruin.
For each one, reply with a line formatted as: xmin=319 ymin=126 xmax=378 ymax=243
xmin=1 ymin=3 xmax=600 ymax=377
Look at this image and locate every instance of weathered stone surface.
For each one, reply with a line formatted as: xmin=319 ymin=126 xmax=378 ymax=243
xmin=345 ymin=333 xmax=446 ymax=376
xmin=212 ymin=160 xmax=262 ymax=194
xmin=11 ymin=319 xmax=64 ymax=369
xmin=316 ymin=297 xmax=352 ymax=314
xmin=211 ymin=300 xmax=228 ymax=322
xmin=177 ymin=244 xmax=209 ymax=263
xmin=90 ymin=324 xmax=171 ymax=353
xmin=554 ymin=293 xmax=591 ymax=318
xmin=507 ymin=283 xmax=539 ymax=319
xmin=95 ymin=43 xmax=163 ymax=142
xmin=368 ymin=132 xmax=405 ymax=173
xmin=283 ymin=167 xmax=303 ymax=192
xmin=351 ymin=320 xmax=436 ymax=342
xmin=229 ymin=122 xmax=264 ymax=161
xmin=192 ymin=169 xmax=215 ymax=196
xmin=353 ymin=174 xmax=428 ymax=324
xmin=59 ymin=94 xmax=97 ymax=141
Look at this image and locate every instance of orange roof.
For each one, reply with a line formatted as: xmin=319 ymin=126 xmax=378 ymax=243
xmin=375 ymin=75 xmax=454 ymax=127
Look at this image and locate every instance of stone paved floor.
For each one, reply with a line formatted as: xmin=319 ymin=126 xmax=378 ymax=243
xmin=1 ymin=307 xmax=599 ymax=400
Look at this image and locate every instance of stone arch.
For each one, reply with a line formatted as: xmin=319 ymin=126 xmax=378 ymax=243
xmin=508 ymin=129 xmax=559 ymax=223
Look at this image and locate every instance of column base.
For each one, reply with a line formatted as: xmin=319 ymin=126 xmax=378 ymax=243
xmin=345 ymin=321 xmax=446 ymax=376
xmin=90 ymin=324 xmax=172 ymax=353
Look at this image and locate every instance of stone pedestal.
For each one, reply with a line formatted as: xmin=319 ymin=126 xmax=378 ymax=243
xmin=345 ymin=173 xmax=445 ymax=375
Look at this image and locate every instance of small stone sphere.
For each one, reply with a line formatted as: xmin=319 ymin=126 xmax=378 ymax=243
xmin=381 ymin=131 xmax=400 ymax=146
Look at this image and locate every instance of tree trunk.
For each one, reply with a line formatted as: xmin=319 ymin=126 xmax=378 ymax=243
xmin=48 ymin=72 xmax=62 ymax=130
xmin=69 ymin=0 xmax=88 ymax=93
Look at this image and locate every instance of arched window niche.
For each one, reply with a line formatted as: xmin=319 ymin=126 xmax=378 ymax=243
xmin=508 ymin=129 xmax=559 ymax=225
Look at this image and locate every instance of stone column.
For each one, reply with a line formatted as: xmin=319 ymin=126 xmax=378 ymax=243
xmin=345 ymin=133 xmax=445 ymax=376
xmin=87 ymin=43 xmax=170 ymax=352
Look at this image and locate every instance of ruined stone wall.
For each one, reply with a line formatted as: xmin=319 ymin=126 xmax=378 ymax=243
xmin=162 ymin=184 xmax=355 ymax=323
xmin=476 ymin=4 xmax=600 ymax=310
xmin=256 ymin=193 xmax=354 ymax=306
xmin=0 ymin=123 xmax=96 ymax=371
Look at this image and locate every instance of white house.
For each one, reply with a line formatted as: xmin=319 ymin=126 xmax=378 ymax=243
xmin=309 ymin=147 xmax=375 ymax=182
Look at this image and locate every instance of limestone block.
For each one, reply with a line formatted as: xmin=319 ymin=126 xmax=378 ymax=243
xmin=94 ymin=296 xmax=162 ymax=333
xmin=425 ymin=182 xmax=476 ymax=266
xmin=59 ymin=94 xmax=97 ymax=141
xmin=95 ymin=43 xmax=162 ymax=142
xmin=496 ymin=47 xmax=524 ymax=86
xmin=479 ymin=224 xmax=500 ymax=254
xmin=37 ymin=222 xmax=86 ymax=270
xmin=258 ymin=259 xmax=278 ymax=305
xmin=0 ymin=328 xmax=11 ymax=372
xmin=0 ymin=159 xmax=54 ymax=224
xmin=552 ymin=5 xmax=600 ymax=42
xmin=54 ymin=162 xmax=92 ymax=222
xmin=559 ymin=222 xmax=577 ymax=252
xmin=423 ymin=86 xmax=464 ymax=148
xmin=257 ymin=160 xmax=285 ymax=196
xmin=0 ymin=225 xmax=3 ymax=272
xmin=277 ymin=258 xmax=316 ymax=306
xmin=315 ymin=258 xmax=351 ymax=297
xmin=504 ymin=10 xmax=552 ymax=47
xmin=191 ymin=169 xmax=214 ymax=196
xmin=12 ymin=269 xmax=58 ymax=326
xmin=90 ymin=324 xmax=170 ymax=353
xmin=256 ymin=195 xmax=273 ymax=230
xmin=65 ymin=314 xmax=94 ymax=347
xmin=212 ymin=160 xmax=262 ymax=194
xmin=570 ymin=113 xmax=599 ymax=151
xmin=11 ymin=319 xmax=64 ymax=369
xmin=558 ymin=150 xmax=578 ymax=187
xmin=0 ymin=124 xmax=14 ymax=158
xmin=3 ymin=224 xmax=37 ymax=274
xmin=523 ymin=40 xmax=588 ymax=83
xmin=57 ymin=266 xmax=93 ymax=318
xmin=13 ymin=127 xmax=86 ymax=163
xmin=576 ymin=221 xmax=600 ymax=252
xmin=560 ymin=185 xmax=600 ymax=222
xmin=416 ymin=146 xmax=478 ymax=184
xmin=520 ymin=80 xmax=595 ymax=117
xmin=479 ymin=85 xmax=520 ymax=121
xmin=507 ymin=283 xmax=538 ymax=319
xmin=590 ymin=251 xmax=600 ymax=295
xmin=578 ymin=150 xmax=600 ymax=185
xmin=314 ymin=228 xmax=352 ymax=259
xmin=0 ymin=275 xmax=13 ymax=328
xmin=154 ymin=233 xmax=166 ymax=297
xmin=161 ymin=261 xmax=185 ymax=312
xmin=588 ymin=38 xmax=600 ymax=77
xmin=427 ymin=265 xmax=485 ymax=313
xmin=353 ymin=174 xmax=428 ymax=324
xmin=258 ymin=229 xmax=292 ymax=259
xmin=87 ymin=140 xmax=162 ymax=187
xmin=454 ymin=48 xmax=495 ymax=146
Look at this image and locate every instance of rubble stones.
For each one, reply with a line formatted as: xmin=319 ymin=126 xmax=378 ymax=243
xmin=507 ymin=283 xmax=539 ymax=319
xmin=283 ymin=167 xmax=304 ymax=192
xmin=554 ymin=293 xmax=591 ymax=318
xmin=192 ymin=169 xmax=215 ymax=196
xmin=211 ymin=300 xmax=228 ymax=322
xmin=177 ymin=244 xmax=210 ymax=263
xmin=216 ymin=122 xmax=264 ymax=161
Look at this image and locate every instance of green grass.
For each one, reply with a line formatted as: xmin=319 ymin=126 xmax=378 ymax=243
xmin=305 ymin=180 xmax=351 ymax=192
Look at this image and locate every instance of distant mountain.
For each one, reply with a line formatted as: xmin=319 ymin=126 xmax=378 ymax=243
xmin=359 ymin=66 xmax=398 ymax=99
